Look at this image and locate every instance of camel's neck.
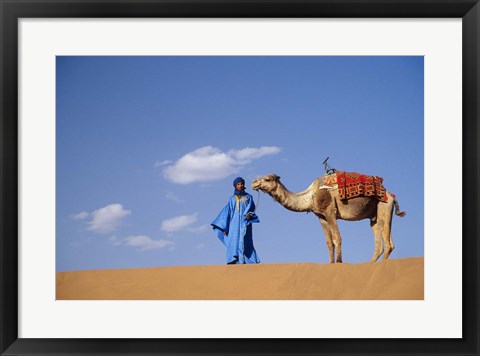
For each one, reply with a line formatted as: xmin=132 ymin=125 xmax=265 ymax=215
xmin=269 ymin=182 xmax=314 ymax=213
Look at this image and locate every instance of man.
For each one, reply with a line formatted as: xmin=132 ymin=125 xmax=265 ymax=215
xmin=211 ymin=177 xmax=260 ymax=264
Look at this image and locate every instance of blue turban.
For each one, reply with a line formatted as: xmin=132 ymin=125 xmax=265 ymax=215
xmin=233 ymin=177 xmax=245 ymax=187
xmin=233 ymin=177 xmax=246 ymax=196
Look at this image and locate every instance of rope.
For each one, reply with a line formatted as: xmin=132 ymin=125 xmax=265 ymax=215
xmin=253 ymin=189 xmax=260 ymax=214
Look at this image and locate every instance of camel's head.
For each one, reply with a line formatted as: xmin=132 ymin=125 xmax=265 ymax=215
xmin=251 ymin=174 xmax=281 ymax=193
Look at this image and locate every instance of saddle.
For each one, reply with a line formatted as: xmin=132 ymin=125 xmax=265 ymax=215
xmin=324 ymin=171 xmax=388 ymax=203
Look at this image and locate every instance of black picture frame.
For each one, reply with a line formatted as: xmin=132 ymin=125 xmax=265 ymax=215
xmin=1 ymin=1 xmax=478 ymax=355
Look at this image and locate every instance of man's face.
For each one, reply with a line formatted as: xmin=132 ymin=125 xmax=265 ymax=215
xmin=236 ymin=181 xmax=245 ymax=191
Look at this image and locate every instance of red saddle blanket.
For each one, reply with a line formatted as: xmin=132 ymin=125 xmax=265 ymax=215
xmin=336 ymin=171 xmax=387 ymax=202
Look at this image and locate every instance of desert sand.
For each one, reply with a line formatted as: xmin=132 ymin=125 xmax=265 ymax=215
xmin=56 ymin=257 xmax=423 ymax=300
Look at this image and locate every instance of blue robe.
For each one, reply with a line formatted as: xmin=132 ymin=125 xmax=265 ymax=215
xmin=211 ymin=193 xmax=260 ymax=264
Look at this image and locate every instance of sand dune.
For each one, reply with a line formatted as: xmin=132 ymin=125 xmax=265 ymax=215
xmin=56 ymin=257 xmax=423 ymax=300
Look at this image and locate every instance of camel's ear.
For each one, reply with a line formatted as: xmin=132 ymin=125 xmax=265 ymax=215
xmin=274 ymin=175 xmax=281 ymax=181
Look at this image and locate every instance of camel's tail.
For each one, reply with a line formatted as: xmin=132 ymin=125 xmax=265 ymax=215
xmin=392 ymin=194 xmax=406 ymax=217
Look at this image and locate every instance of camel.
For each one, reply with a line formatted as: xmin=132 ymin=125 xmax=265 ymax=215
xmin=251 ymin=173 xmax=406 ymax=263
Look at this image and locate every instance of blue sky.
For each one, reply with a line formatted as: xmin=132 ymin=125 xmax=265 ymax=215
xmin=56 ymin=56 xmax=423 ymax=272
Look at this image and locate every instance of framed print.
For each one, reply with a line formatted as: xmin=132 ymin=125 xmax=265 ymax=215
xmin=1 ymin=1 xmax=479 ymax=355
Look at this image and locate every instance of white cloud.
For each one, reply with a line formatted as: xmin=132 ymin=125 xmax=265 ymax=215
xmin=109 ymin=235 xmax=123 ymax=246
xmin=161 ymin=213 xmax=198 ymax=233
xmin=88 ymin=204 xmax=131 ymax=234
xmin=123 ymin=235 xmax=173 ymax=251
xmin=154 ymin=160 xmax=172 ymax=168
xmin=161 ymin=145 xmax=281 ymax=184
xmin=228 ymin=146 xmax=282 ymax=163
xmin=165 ymin=191 xmax=184 ymax=203
xmin=109 ymin=235 xmax=174 ymax=251
xmin=72 ymin=211 xmax=89 ymax=220
xmin=187 ymin=224 xmax=209 ymax=234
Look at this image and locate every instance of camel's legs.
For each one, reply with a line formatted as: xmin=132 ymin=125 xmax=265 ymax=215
xmin=370 ymin=219 xmax=384 ymax=262
xmin=382 ymin=218 xmax=395 ymax=259
xmin=386 ymin=233 xmax=395 ymax=258
xmin=324 ymin=211 xmax=343 ymax=263
xmin=377 ymin=199 xmax=395 ymax=260
xmin=318 ymin=216 xmax=335 ymax=263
